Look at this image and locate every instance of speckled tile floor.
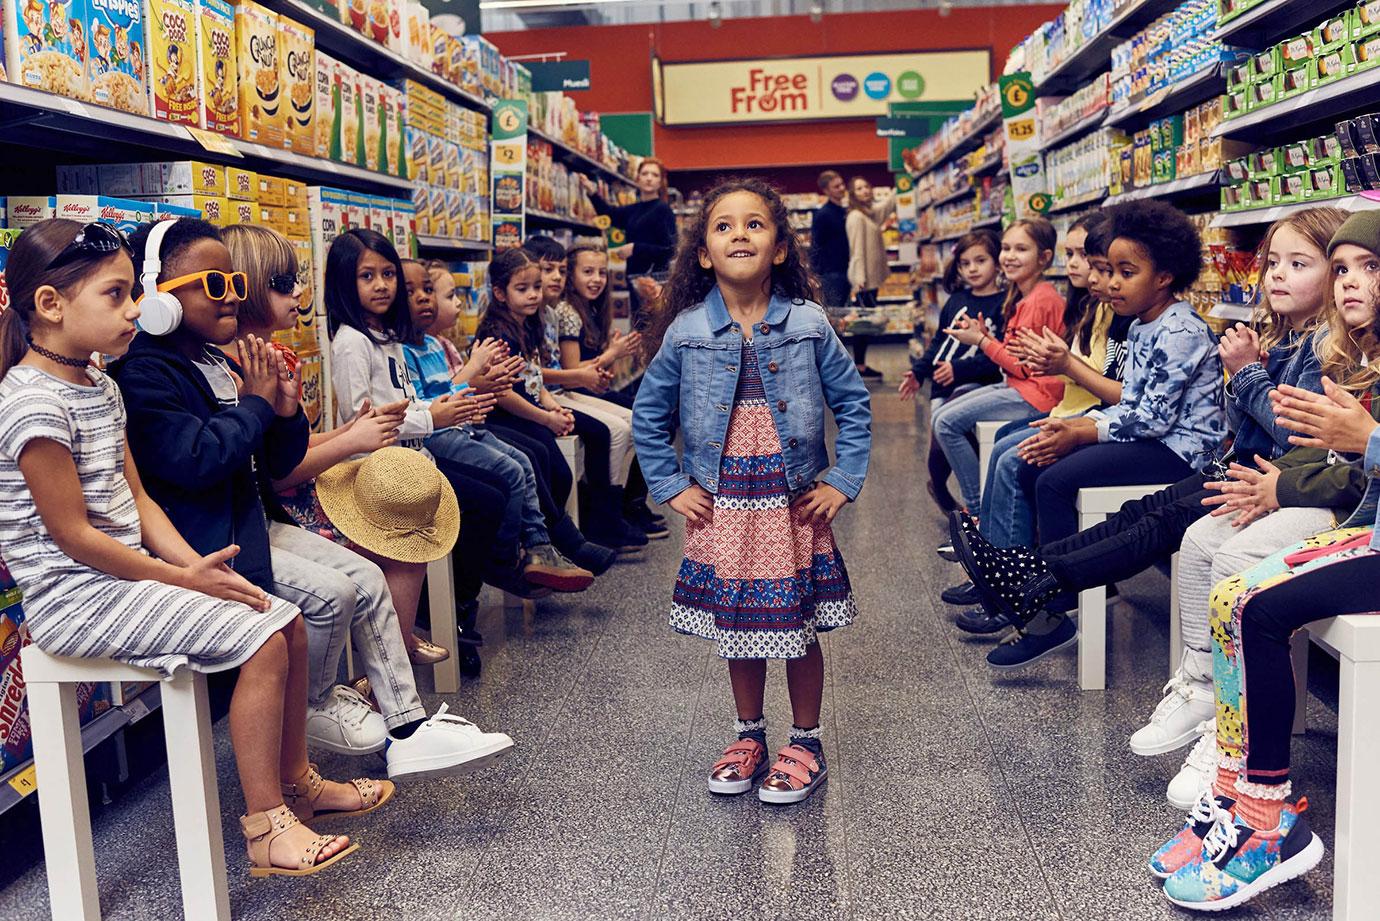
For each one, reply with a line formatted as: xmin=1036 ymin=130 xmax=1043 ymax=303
xmin=0 ymin=349 xmax=1345 ymax=920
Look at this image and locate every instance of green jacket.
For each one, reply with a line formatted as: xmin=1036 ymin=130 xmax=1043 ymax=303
xmin=1272 ymin=391 xmax=1380 ymax=513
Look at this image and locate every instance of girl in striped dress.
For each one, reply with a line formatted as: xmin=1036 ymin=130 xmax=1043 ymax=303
xmin=0 ymin=219 xmax=384 ymax=878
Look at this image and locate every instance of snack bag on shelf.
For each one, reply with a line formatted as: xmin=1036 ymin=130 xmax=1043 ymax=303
xmin=235 ymin=0 xmax=283 ymax=148
xmin=6 ymin=0 xmax=90 ymax=101
xmin=314 ymin=50 xmax=338 ymax=160
xmin=146 ymin=0 xmax=197 ymax=123
xmin=196 ymin=0 xmax=237 ymax=135
xmin=279 ymin=16 xmax=313 ymax=154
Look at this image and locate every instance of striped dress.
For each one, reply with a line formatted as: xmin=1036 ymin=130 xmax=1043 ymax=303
xmin=670 ymin=343 xmax=856 ymax=659
xmin=0 ymin=366 xmax=298 ymax=677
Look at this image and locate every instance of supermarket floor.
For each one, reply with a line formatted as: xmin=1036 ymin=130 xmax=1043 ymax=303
xmin=0 ymin=347 xmax=1344 ymax=921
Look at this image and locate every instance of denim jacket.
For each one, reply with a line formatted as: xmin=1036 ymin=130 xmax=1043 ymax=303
xmin=1341 ymin=424 xmax=1380 ymax=549
xmin=1225 ymin=328 xmax=1322 ymax=464
xmin=632 ymin=287 xmax=872 ymax=506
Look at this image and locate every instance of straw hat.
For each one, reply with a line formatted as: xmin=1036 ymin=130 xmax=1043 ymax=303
xmin=315 ymin=447 xmax=459 ymax=563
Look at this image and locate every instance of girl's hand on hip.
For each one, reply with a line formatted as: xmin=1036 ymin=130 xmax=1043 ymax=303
xmin=669 ymin=484 xmax=714 ymax=525
xmin=791 ymin=482 xmax=849 ymax=526
xmin=1272 ymin=377 xmax=1379 ymax=454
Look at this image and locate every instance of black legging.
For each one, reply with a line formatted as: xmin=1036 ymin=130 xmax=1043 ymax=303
xmin=432 ymin=457 xmax=509 ymax=601
xmin=487 ymin=412 xmax=573 ymax=508
xmin=1033 ymin=441 xmax=1194 ymax=547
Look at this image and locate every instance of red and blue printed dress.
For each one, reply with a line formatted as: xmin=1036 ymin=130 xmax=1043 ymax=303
xmin=670 ymin=341 xmax=856 ymax=659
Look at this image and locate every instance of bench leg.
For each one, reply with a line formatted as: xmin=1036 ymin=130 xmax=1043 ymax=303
xmin=427 ymin=558 xmax=460 ymax=695
xmin=1290 ymin=630 xmax=1309 ymax=735
xmin=1076 ymin=511 xmax=1107 ymax=691
xmin=1169 ymin=552 xmax=1182 ymax=678
xmin=1334 ymin=655 xmax=1380 ymax=921
xmin=28 ymin=680 xmax=102 ymax=921
xmin=161 ymin=671 xmax=231 ymax=921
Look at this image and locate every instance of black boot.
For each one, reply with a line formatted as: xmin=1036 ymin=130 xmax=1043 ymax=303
xmin=456 ymin=599 xmax=483 ymax=647
xmin=949 ymin=511 xmax=1059 ymax=628
xmin=458 ymin=646 xmax=482 ymax=679
xmin=548 ymin=513 xmax=617 ymax=575
xmin=583 ymin=483 xmax=648 ymax=553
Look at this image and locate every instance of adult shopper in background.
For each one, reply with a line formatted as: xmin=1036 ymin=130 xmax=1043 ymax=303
xmin=810 ymin=170 xmax=851 ymax=309
xmin=579 ymin=159 xmax=678 ymax=321
xmin=846 ymin=175 xmax=897 ymax=379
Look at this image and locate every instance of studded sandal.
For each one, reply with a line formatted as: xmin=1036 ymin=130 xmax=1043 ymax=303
xmin=757 ymin=744 xmax=827 ymax=805
xmin=282 ymin=763 xmax=395 ymax=823
xmin=241 ymin=804 xmax=359 ymax=877
xmin=707 ymin=738 xmax=769 ymax=795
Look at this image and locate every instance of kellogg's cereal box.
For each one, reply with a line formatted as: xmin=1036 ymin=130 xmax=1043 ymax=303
xmin=0 ymin=228 xmax=25 ymax=315
xmin=404 ymin=1 xmax=426 ymax=68
xmin=338 ymin=61 xmax=360 ymax=165
xmin=146 ymin=0 xmax=196 ymax=123
xmin=197 ymin=0 xmax=236 ymax=134
xmin=6 ymin=0 xmax=89 ymax=101
xmin=279 ymin=16 xmax=312 ymax=153
xmin=6 ymin=196 xmax=56 ymax=226
xmin=87 ymin=0 xmax=149 ymax=114
xmin=359 ymin=73 xmax=380 ymax=172
xmin=314 ymin=49 xmax=338 ymax=160
xmin=235 ymin=0 xmax=282 ymax=148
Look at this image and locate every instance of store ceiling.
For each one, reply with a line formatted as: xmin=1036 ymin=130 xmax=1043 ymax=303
xmin=479 ymin=0 xmax=1036 ymax=31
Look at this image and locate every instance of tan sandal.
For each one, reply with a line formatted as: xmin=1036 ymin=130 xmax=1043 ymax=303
xmin=282 ymin=763 xmax=395 ymax=822
xmin=241 ymin=804 xmax=358 ymax=877
xmin=351 ymin=675 xmax=380 ymax=712
xmin=408 ymin=636 xmax=451 ymax=665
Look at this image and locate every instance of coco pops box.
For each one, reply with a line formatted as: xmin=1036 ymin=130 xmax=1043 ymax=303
xmin=197 ymin=0 xmax=237 ymax=134
xmin=235 ymin=0 xmax=283 ymax=148
xmin=87 ymin=0 xmax=149 ymax=114
xmin=146 ymin=0 xmax=198 ymax=124
xmin=5 ymin=0 xmax=90 ymax=101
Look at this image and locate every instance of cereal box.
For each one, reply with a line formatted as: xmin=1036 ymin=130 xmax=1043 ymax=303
xmin=235 ymin=0 xmax=283 ymax=148
xmin=360 ymin=73 xmax=381 ymax=172
xmin=392 ymin=200 xmax=414 ymax=252
xmin=5 ymin=0 xmax=90 ymax=101
xmin=337 ymin=0 xmax=365 ymax=40
xmin=0 ymin=228 xmax=26 ymax=314
xmin=146 ymin=0 xmax=197 ymax=123
xmin=314 ymin=49 xmax=338 ymax=160
xmin=102 ymin=160 xmax=223 ymax=195
xmin=226 ymin=165 xmax=256 ymax=200
xmin=145 ymin=193 xmax=226 ymax=223
xmin=6 ymin=196 xmax=56 ymax=226
xmin=405 ymin=1 xmax=427 ymax=68
xmin=257 ymin=173 xmax=284 ymax=205
xmin=87 ymin=0 xmax=149 ymax=113
xmin=197 ymin=0 xmax=236 ymax=134
xmin=279 ymin=16 xmax=312 ymax=153
xmin=297 ymin=349 xmax=324 ymax=432
xmin=338 ymin=62 xmax=360 ymax=165
xmin=55 ymin=194 xmax=155 ymax=231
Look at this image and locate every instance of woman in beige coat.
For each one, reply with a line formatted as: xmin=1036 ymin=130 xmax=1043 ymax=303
xmin=845 ymin=176 xmax=897 ymax=377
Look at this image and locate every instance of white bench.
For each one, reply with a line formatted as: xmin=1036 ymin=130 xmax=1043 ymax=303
xmin=975 ymin=421 xmax=1006 ymax=500
xmin=1286 ymin=615 xmax=1380 ymax=921
xmin=23 ymin=648 xmax=229 ymax=921
xmin=556 ymin=435 xmax=584 ymax=526
xmin=1075 ymin=484 xmax=1172 ymax=690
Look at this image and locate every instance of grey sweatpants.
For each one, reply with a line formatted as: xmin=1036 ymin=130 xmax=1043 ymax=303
xmin=267 ymin=521 xmax=426 ymax=730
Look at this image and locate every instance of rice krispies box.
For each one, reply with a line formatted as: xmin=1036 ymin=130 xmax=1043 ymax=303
xmin=87 ymin=0 xmax=150 ymax=114
xmin=235 ymin=0 xmax=283 ymax=148
xmin=197 ymin=0 xmax=237 ymax=134
xmin=279 ymin=16 xmax=313 ymax=153
xmin=5 ymin=0 xmax=90 ymax=101
xmin=146 ymin=0 xmax=198 ymax=123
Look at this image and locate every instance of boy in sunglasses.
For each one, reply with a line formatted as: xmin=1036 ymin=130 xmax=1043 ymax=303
xmin=111 ymin=219 xmax=512 ymax=778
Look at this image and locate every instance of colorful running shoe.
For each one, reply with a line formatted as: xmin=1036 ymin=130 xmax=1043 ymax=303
xmin=1162 ymin=798 xmax=1325 ymax=911
xmin=1148 ymin=791 xmax=1235 ymax=880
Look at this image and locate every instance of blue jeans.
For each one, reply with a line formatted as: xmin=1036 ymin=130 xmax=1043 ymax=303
xmin=979 ymin=416 xmax=1046 ymax=548
xmin=931 ymin=383 xmax=1041 ymax=513
xmin=426 ymin=427 xmax=550 ymax=549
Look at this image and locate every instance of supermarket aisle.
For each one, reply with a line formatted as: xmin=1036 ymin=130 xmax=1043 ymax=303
xmin=0 ymin=368 xmax=1342 ymax=921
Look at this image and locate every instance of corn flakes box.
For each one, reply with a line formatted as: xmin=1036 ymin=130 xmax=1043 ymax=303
xmin=7 ymin=196 xmax=56 ymax=226
xmin=359 ymin=73 xmax=381 ymax=172
xmin=146 ymin=0 xmax=196 ymax=123
xmin=338 ymin=62 xmax=360 ymax=165
xmin=314 ymin=49 xmax=338 ymax=160
xmin=55 ymin=194 xmax=154 ymax=231
xmin=279 ymin=16 xmax=312 ymax=153
xmin=404 ymin=1 xmax=427 ymax=67
xmin=87 ymin=0 xmax=149 ymax=113
xmin=390 ymin=200 xmax=413 ymax=253
xmin=5 ymin=0 xmax=89 ymax=100
xmin=197 ymin=0 xmax=236 ymax=133
xmin=226 ymin=165 xmax=256 ymax=200
xmin=235 ymin=0 xmax=282 ymax=148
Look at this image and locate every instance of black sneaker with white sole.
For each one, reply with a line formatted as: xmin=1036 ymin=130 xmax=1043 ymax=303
xmin=986 ymin=615 xmax=1077 ymax=670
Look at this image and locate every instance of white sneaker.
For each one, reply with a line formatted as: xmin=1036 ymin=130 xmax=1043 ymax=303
xmin=307 ymin=684 xmax=388 ymax=755
xmin=1129 ymin=670 xmax=1215 ymax=756
xmin=1166 ymin=720 xmax=1218 ymax=811
xmin=385 ymin=703 xmax=514 ymax=780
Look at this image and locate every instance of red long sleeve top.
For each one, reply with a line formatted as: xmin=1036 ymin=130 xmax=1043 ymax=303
xmin=978 ymin=280 xmax=1067 ymax=413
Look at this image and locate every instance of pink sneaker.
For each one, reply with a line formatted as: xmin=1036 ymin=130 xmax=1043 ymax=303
xmin=707 ymin=739 xmax=768 ymax=795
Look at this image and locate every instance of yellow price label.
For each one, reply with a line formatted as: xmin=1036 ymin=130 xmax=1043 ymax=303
xmin=1008 ymin=119 xmax=1035 ymax=142
xmin=186 ymin=126 xmax=244 ymax=159
xmin=493 ymin=145 xmax=522 ymax=166
xmin=7 ymin=763 xmax=36 ymax=797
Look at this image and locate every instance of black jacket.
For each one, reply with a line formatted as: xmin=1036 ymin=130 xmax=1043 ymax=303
xmin=810 ymin=201 xmax=849 ymax=277
xmin=591 ymin=195 xmax=678 ymax=276
xmin=109 ymin=334 xmax=310 ymax=590
xmin=912 ymin=289 xmax=1007 ymax=401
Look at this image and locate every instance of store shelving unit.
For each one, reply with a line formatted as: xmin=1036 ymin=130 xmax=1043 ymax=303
xmin=909 ymin=106 xmax=1003 ymax=176
xmin=1104 ymin=169 xmax=1221 ymax=205
xmin=1213 ymin=193 xmax=1380 ymax=227
xmin=1105 ymin=63 xmax=1224 ymax=131
xmin=1040 ymin=109 xmax=1108 ymax=152
xmin=1035 ymin=0 xmax=1182 ymax=96
xmin=1213 ymin=0 xmax=1353 ymax=48
xmin=1212 ymin=66 xmax=1380 ymax=143
xmin=527 ymin=209 xmax=600 ymax=232
xmin=930 ymin=186 xmax=975 ymax=209
xmin=1048 ymin=188 xmax=1109 ymax=214
xmin=528 ymin=126 xmax=633 ymax=189
xmin=416 ymin=236 xmax=494 ymax=256
xmin=970 ymin=150 xmax=1005 ymax=177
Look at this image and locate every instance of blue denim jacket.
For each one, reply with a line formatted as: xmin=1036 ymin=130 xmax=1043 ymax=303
xmin=632 ymin=287 xmax=872 ymax=506
xmin=1341 ymin=425 xmax=1380 ymax=549
xmin=1225 ymin=328 xmax=1322 ymax=464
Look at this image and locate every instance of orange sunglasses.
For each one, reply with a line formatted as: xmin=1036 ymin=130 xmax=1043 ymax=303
xmin=158 ymin=270 xmax=249 ymax=302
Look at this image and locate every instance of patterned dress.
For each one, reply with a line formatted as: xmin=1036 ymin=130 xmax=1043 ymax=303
xmin=0 ymin=367 xmax=298 ymax=677
xmin=670 ymin=342 xmax=856 ymax=659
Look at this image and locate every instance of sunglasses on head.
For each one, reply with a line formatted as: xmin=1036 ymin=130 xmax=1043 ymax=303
xmin=268 ymin=272 xmax=299 ymax=295
xmin=158 ymin=269 xmax=249 ymax=302
xmin=44 ymin=222 xmax=130 ymax=270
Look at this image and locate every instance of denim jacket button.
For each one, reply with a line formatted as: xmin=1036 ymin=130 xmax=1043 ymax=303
xmin=788 ymin=437 xmax=798 ymax=448
xmin=767 ymin=361 xmax=779 ymax=373
xmin=718 ymin=404 xmax=728 ymax=412
xmin=726 ymin=365 xmax=736 ymax=372
xmin=759 ymin=323 xmax=770 ymax=335
xmin=777 ymin=399 xmax=787 ymax=412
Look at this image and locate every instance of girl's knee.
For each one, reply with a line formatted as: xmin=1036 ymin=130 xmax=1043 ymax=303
xmin=249 ymin=630 xmax=290 ymax=677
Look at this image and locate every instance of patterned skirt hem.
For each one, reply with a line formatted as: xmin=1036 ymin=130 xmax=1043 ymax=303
xmin=670 ymin=598 xmax=857 ymax=659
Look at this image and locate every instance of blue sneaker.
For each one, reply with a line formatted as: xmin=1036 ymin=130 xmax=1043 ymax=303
xmin=954 ymin=607 xmax=1010 ymax=635
xmin=1148 ymin=792 xmax=1235 ymax=880
xmin=986 ymin=615 xmax=1076 ymax=670
xmin=1163 ymin=798 xmax=1324 ymax=911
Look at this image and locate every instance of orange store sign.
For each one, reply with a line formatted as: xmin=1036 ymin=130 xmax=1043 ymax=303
xmin=655 ymin=51 xmax=989 ymax=126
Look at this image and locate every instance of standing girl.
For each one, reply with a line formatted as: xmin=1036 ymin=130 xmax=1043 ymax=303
xmin=844 ymin=175 xmax=897 ymax=377
xmin=898 ymin=228 xmax=1005 ymax=514
xmin=932 ymin=218 xmax=1067 ymax=518
xmin=633 ymin=178 xmax=872 ymax=804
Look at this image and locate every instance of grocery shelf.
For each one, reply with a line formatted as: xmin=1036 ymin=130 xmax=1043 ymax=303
xmin=1036 ymin=0 xmax=1182 ymax=96
xmin=970 ymin=150 xmax=1005 ymax=177
xmin=1047 ymin=188 xmax=1108 ymax=214
xmin=1210 ymin=302 xmax=1255 ymax=322
xmin=974 ymin=214 xmax=1003 ymax=229
xmin=912 ymin=106 xmax=1003 ymax=178
xmin=1214 ymin=0 xmax=1353 ymax=49
xmin=526 ymin=209 xmax=600 ymax=232
xmin=1105 ymin=63 xmax=1223 ymax=131
xmin=416 ymin=236 xmax=493 ymax=255
xmin=930 ymin=186 xmax=974 ymax=209
xmin=1212 ymin=66 xmax=1380 ymax=142
xmin=932 ymin=216 xmax=1001 ymax=243
xmin=1039 ymin=108 xmax=1108 ymax=152
xmin=1212 ymin=193 xmax=1380 ymax=227
xmin=0 ymin=82 xmax=412 ymax=196
xmin=1103 ymin=169 xmax=1220 ymax=205
xmin=260 ymin=0 xmax=490 ymax=115
xmin=528 ymin=125 xmax=633 ymax=189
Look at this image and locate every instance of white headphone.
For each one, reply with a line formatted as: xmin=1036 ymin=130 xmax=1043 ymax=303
xmin=137 ymin=218 xmax=182 ymax=336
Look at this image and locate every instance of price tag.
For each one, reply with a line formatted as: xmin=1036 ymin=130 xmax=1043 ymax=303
xmin=123 ymin=697 xmax=151 ymax=724
xmin=7 ymin=764 xmax=37 ymax=797
xmin=186 ymin=127 xmax=244 ymax=158
xmin=61 ymin=98 xmax=91 ymax=119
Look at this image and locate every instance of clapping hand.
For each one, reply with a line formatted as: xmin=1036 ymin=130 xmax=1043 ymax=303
xmin=943 ymin=312 xmax=989 ymax=347
xmin=1272 ymin=377 xmax=1380 ymax=454
xmin=1202 ymin=458 xmax=1281 ymax=528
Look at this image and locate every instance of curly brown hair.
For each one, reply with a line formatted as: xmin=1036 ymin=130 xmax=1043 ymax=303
xmin=650 ymin=177 xmax=819 ymax=350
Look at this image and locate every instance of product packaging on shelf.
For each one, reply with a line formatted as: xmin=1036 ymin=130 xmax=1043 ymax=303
xmin=338 ymin=62 xmax=360 ymax=165
xmin=257 ymin=173 xmax=284 ymax=205
xmin=235 ymin=0 xmax=283 ymax=148
xmin=144 ymin=193 xmax=226 ymax=223
xmin=279 ymin=16 xmax=313 ymax=154
xmin=146 ymin=0 xmax=198 ymax=124
xmin=86 ymin=0 xmax=149 ymax=114
xmin=360 ymin=74 xmax=381 ymax=172
xmin=226 ymin=165 xmax=255 ymax=201
xmin=6 ymin=196 xmax=57 ymax=226
xmin=314 ymin=50 xmax=338 ymax=160
xmin=405 ymin=1 xmax=428 ymax=68
xmin=88 ymin=160 xmax=225 ymax=196
xmin=197 ymin=0 xmax=238 ymax=135
xmin=226 ymin=198 xmax=254 ymax=224
xmin=55 ymin=194 xmax=154 ymax=230
xmin=5 ymin=0 xmax=90 ymax=101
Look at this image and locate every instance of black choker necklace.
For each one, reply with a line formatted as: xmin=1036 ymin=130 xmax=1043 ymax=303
xmin=28 ymin=339 xmax=92 ymax=368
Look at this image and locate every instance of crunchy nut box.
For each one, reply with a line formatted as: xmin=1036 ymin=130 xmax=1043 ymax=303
xmin=235 ymin=0 xmax=283 ymax=148
xmin=279 ymin=16 xmax=313 ymax=153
